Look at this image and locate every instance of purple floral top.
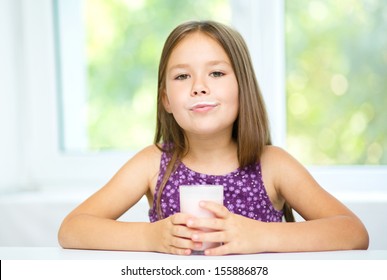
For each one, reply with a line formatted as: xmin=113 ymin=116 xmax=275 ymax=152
xmin=148 ymin=150 xmax=283 ymax=223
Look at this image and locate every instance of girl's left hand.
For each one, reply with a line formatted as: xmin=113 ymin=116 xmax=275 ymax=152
xmin=186 ymin=201 xmax=266 ymax=255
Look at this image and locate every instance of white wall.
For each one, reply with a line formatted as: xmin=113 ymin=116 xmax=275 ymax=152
xmin=0 ymin=189 xmax=386 ymax=249
xmin=0 ymin=0 xmax=26 ymax=192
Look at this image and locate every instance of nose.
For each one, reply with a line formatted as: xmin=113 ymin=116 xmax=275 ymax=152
xmin=191 ymin=79 xmax=209 ymax=96
xmin=193 ymin=89 xmax=208 ymax=95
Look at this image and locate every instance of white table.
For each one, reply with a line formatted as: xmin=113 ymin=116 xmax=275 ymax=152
xmin=0 ymin=247 xmax=386 ymax=260
xmin=2 ymin=248 xmax=386 ymax=280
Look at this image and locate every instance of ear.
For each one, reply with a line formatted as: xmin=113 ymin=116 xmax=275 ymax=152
xmin=162 ymin=90 xmax=172 ymax=113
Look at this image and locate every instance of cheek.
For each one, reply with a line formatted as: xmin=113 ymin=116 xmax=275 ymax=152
xmin=164 ymin=84 xmax=180 ymax=110
xmin=229 ymin=85 xmax=239 ymax=110
xmin=229 ymin=91 xmax=240 ymax=120
xmin=231 ymin=99 xmax=240 ymax=119
xmin=163 ymin=92 xmax=184 ymax=115
xmin=225 ymin=76 xmax=239 ymax=101
xmin=166 ymin=81 xmax=189 ymax=102
xmin=161 ymin=91 xmax=172 ymax=113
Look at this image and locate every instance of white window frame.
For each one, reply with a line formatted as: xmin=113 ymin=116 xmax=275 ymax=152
xmin=231 ymin=0 xmax=387 ymax=194
xmin=53 ymin=0 xmax=88 ymax=152
xmin=13 ymin=0 xmax=131 ymax=191
xmin=9 ymin=0 xmax=386 ymax=193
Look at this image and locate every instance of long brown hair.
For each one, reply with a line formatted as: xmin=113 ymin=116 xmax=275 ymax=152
xmin=154 ymin=20 xmax=294 ymax=222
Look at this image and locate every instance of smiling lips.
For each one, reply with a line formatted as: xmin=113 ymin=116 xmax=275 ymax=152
xmin=189 ymin=101 xmax=219 ymax=112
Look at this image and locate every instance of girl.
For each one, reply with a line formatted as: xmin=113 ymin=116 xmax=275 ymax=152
xmin=58 ymin=21 xmax=369 ymax=255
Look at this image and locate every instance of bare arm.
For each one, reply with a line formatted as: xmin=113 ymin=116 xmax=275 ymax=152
xmin=263 ymin=146 xmax=368 ymax=252
xmin=186 ymin=146 xmax=369 ymax=255
xmin=58 ymin=145 xmax=203 ymax=254
xmin=58 ymin=145 xmax=158 ymax=250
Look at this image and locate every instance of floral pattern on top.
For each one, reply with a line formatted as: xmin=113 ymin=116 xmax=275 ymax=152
xmin=148 ymin=150 xmax=283 ymax=223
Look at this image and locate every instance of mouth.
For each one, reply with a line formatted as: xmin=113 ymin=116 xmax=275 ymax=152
xmin=189 ymin=101 xmax=219 ymax=112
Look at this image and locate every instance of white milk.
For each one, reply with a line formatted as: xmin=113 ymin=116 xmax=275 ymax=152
xmin=179 ymin=185 xmax=224 ymax=252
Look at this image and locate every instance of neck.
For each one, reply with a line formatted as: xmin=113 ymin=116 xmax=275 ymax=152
xmin=182 ymin=132 xmax=239 ymax=175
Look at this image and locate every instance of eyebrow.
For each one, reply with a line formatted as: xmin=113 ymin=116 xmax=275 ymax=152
xmin=168 ymin=60 xmax=231 ymax=71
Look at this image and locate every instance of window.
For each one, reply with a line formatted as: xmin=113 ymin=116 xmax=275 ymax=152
xmin=17 ymin=0 xmax=385 ymax=191
xmin=286 ymin=0 xmax=387 ymax=165
xmin=55 ymin=0 xmax=231 ymax=152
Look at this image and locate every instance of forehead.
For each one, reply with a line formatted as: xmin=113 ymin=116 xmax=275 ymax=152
xmin=167 ymin=32 xmax=230 ymax=67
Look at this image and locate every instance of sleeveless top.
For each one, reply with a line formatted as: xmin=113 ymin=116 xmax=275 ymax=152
xmin=148 ymin=150 xmax=284 ymax=223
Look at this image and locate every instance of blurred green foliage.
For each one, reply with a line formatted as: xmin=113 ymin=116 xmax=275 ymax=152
xmin=85 ymin=0 xmax=230 ymax=151
xmin=85 ymin=0 xmax=386 ymax=165
xmin=286 ymin=0 xmax=387 ymax=165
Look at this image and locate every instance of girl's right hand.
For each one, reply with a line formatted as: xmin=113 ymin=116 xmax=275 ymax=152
xmin=150 ymin=213 xmax=202 ymax=255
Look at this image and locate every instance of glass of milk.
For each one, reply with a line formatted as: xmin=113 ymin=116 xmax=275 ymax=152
xmin=179 ymin=184 xmax=224 ymax=252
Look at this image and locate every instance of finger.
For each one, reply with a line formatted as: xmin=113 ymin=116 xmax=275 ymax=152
xmin=170 ymin=246 xmax=192 ymax=256
xmin=187 ymin=217 xmax=224 ymax=231
xmin=191 ymin=230 xmax=226 ymax=244
xmin=172 ymin=224 xmax=200 ymax=239
xmin=170 ymin=212 xmax=195 ymax=225
xmin=199 ymin=201 xmax=229 ymax=218
xmin=204 ymin=243 xmax=230 ymax=256
xmin=170 ymin=236 xmax=196 ymax=250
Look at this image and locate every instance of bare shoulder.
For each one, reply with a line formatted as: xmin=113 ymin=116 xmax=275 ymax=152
xmin=261 ymin=146 xmax=339 ymax=218
xmin=101 ymin=144 xmax=162 ymax=195
xmin=260 ymin=145 xmax=314 ymax=197
xmin=259 ymin=146 xmax=300 ymax=208
xmin=134 ymin=144 xmax=163 ymax=163
xmin=123 ymin=144 xmax=162 ymax=179
xmin=261 ymin=145 xmax=295 ymax=162
xmin=261 ymin=145 xmax=305 ymax=173
xmin=261 ymin=145 xmax=298 ymax=177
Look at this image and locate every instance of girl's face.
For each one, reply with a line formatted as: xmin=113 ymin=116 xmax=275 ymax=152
xmin=163 ymin=32 xmax=239 ymax=139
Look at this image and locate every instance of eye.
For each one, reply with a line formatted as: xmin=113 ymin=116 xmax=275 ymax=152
xmin=210 ymin=71 xmax=225 ymax=78
xmin=175 ymin=74 xmax=190 ymax=80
